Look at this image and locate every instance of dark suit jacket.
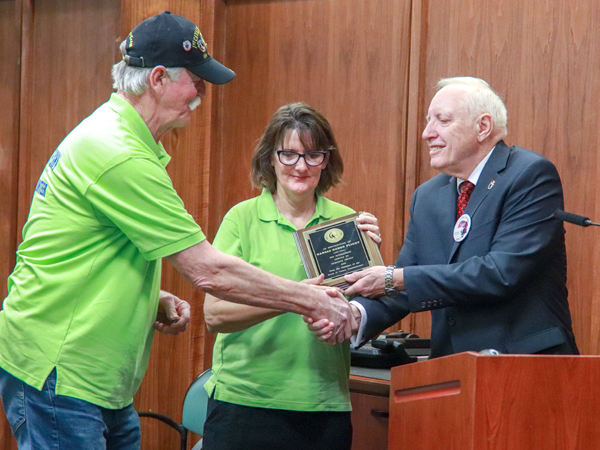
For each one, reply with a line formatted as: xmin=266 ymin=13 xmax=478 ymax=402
xmin=355 ymin=141 xmax=579 ymax=357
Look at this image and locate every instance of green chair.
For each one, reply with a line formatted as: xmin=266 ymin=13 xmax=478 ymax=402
xmin=138 ymin=368 xmax=212 ymax=450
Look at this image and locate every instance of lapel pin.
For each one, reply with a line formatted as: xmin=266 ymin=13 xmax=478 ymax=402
xmin=488 ymin=180 xmax=495 ymax=190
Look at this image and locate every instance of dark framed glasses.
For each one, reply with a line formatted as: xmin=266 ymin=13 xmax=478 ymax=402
xmin=276 ymin=150 xmax=328 ymax=166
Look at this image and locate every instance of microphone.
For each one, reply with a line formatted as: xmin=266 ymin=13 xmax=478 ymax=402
xmin=553 ymin=209 xmax=600 ymax=227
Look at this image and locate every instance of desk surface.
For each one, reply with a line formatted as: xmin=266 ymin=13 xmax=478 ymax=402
xmin=350 ymin=366 xmax=391 ymax=381
xmin=349 ymin=367 xmax=390 ymax=396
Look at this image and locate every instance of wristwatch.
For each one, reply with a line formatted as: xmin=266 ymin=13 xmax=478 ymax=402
xmin=384 ymin=265 xmax=396 ymax=295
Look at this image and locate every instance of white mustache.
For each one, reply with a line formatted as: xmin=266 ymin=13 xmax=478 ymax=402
xmin=188 ymin=97 xmax=202 ymax=111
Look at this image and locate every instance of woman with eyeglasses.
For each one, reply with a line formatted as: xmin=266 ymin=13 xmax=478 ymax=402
xmin=202 ymin=102 xmax=381 ymax=450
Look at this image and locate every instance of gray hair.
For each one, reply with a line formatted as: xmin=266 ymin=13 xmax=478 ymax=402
xmin=437 ymin=77 xmax=508 ymax=132
xmin=111 ymin=40 xmax=184 ymax=94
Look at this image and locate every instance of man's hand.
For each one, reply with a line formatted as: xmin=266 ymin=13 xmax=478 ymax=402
xmin=343 ymin=266 xmax=387 ymax=297
xmin=154 ymin=290 xmax=191 ymax=335
xmin=307 ymin=287 xmax=357 ymax=344
xmin=304 ymin=304 xmax=361 ymax=344
xmin=300 ymin=274 xmax=326 ymax=285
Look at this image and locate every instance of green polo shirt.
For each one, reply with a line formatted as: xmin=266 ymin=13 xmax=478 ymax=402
xmin=205 ymin=189 xmax=354 ymax=411
xmin=0 ymin=94 xmax=204 ymax=409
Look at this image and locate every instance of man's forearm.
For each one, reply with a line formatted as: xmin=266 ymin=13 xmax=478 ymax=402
xmin=204 ymin=294 xmax=283 ymax=333
xmin=167 ymin=240 xmax=319 ymax=316
xmin=168 ymin=240 xmax=356 ymax=343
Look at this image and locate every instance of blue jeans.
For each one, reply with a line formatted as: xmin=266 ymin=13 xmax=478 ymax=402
xmin=0 ymin=367 xmax=141 ymax=450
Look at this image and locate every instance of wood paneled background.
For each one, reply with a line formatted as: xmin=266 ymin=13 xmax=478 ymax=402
xmin=1 ymin=0 xmax=600 ymax=448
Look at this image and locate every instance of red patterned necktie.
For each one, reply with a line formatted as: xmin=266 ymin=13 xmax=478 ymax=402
xmin=456 ymin=181 xmax=475 ymax=220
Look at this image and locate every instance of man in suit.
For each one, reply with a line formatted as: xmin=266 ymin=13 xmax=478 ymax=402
xmin=339 ymin=76 xmax=578 ymax=357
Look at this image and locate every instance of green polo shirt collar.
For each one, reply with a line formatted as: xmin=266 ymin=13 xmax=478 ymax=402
xmin=257 ymin=188 xmax=334 ymax=229
xmin=106 ymin=93 xmax=171 ymax=167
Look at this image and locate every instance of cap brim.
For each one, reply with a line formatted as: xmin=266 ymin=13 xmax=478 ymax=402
xmin=188 ymin=57 xmax=236 ymax=85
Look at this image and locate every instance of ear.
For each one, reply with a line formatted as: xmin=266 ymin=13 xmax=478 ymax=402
xmin=476 ymin=113 xmax=494 ymax=142
xmin=148 ymin=66 xmax=169 ymax=92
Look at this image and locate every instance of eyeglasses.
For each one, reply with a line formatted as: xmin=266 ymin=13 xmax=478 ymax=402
xmin=276 ymin=150 xmax=328 ymax=166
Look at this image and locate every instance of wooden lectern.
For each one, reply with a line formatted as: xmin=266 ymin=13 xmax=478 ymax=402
xmin=389 ymin=352 xmax=600 ymax=450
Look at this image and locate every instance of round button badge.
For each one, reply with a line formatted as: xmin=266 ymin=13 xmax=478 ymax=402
xmin=453 ymin=214 xmax=471 ymax=242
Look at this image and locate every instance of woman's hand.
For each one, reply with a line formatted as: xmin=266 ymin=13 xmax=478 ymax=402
xmin=357 ymin=211 xmax=382 ymax=247
xmin=303 ymin=304 xmax=361 ymax=344
xmin=303 ymin=316 xmax=335 ymax=342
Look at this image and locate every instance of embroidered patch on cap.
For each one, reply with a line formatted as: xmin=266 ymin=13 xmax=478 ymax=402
xmin=192 ymin=27 xmax=208 ymax=54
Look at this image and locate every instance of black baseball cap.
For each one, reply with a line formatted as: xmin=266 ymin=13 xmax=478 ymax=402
xmin=123 ymin=11 xmax=235 ymax=85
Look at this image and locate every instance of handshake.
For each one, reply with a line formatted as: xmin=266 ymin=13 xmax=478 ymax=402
xmin=301 ymin=263 xmax=403 ymax=345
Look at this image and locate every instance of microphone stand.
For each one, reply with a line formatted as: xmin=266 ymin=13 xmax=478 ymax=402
xmin=553 ymin=209 xmax=600 ymax=227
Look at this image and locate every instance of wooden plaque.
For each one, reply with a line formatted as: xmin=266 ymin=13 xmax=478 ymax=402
xmin=294 ymin=213 xmax=384 ymax=288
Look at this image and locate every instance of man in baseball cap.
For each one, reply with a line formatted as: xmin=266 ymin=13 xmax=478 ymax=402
xmin=0 ymin=10 xmax=354 ymax=450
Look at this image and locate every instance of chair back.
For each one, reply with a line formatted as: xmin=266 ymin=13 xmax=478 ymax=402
xmin=182 ymin=368 xmax=213 ymax=436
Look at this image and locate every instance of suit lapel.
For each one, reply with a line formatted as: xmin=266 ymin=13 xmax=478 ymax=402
xmin=448 ymin=141 xmax=511 ymax=262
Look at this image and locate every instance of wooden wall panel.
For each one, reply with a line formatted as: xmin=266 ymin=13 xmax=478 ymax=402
xmin=0 ymin=0 xmax=21 ymax=446
xmin=17 ymin=0 xmax=121 ymax=234
xmin=213 ymin=0 xmax=412 ymax=266
xmin=403 ymin=0 xmax=431 ymax=338
xmin=413 ymin=0 xmax=600 ymax=352
xmin=0 ymin=0 xmax=20 ymax=305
